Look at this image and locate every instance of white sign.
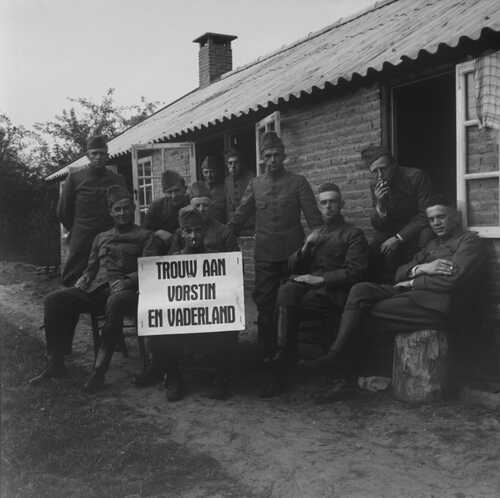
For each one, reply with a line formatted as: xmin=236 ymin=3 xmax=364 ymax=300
xmin=137 ymin=251 xmax=245 ymax=336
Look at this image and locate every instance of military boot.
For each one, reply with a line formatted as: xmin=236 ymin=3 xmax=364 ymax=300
xmin=165 ymin=363 xmax=184 ymax=402
xmin=29 ymin=354 xmax=68 ymax=385
xmin=83 ymin=346 xmax=113 ymax=393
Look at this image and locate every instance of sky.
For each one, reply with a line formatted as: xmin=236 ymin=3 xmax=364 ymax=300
xmin=1 ymin=0 xmax=377 ymax=128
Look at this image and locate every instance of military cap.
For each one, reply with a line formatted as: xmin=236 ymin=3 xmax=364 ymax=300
xmin=200 ymin=155 xmax=220 ymax=171
xmin=224 ymin=147 xmax=241 ymax=160
xmin=318 ymin=182 xmax=341 ymax=195
xmin=106 ymin=185 xmax=132 ymax=208
xmin=360 ymin=145 xmax=392 ymax=166
xmin=86 ymin=135 xmax=108 ymax=151
xmin=189 ymin=181 xmax=212 ymax=199
xmin=162 ymin=170 xmax=185 ymax=191
xmin=260 ymin=131 xmax=284 ymax=153
xmin=179 ymin=205 xmax=204 ymax=228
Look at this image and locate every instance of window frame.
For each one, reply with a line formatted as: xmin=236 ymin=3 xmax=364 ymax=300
xmin=456 ymin=60 xmax=500 ymax=238
xmin=136 ymin=156 xmax=153 ymax=222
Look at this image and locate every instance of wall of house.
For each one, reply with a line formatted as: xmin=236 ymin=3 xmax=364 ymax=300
xmin=281 ymin=84 xmax=381 ymax=237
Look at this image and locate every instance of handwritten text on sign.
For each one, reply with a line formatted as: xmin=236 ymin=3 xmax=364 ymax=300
xmin=138 ymin=252 xmax=245 ymax=336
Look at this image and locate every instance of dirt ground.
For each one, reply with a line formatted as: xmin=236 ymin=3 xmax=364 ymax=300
xmin=1 ymin=261 xmax=500 ymax=498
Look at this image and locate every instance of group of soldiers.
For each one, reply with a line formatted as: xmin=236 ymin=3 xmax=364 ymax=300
xmin=30 ymin=132 xmax=485 ymax=401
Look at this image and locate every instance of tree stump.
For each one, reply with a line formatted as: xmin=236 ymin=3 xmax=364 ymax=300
xmin=392 ymin=329 xmax=448 ymax=403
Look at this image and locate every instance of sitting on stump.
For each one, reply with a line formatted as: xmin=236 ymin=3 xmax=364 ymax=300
xmin=306 ymin=195 xmax=485 ymax=391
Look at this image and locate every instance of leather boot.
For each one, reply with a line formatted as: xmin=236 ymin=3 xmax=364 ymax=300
xmin=83 ymin=346 xmax=113 ymax=393
xmin=29 ymin=354 xmax=68 ymax=385
xmin=208 ymin=369 xmax=231 ymax=400
xmin=165 ymin=362 xmax=183 ymax=402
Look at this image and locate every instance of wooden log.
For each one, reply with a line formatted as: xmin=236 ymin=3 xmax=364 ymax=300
xmin=392 ymin=329 xmax=448 ymax=403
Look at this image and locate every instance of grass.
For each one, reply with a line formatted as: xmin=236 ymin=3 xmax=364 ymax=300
xmin=0 ymin=314 xmax=254 ymax=498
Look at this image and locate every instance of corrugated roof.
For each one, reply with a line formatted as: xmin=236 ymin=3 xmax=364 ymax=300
xmin=47 ymin=0 xmax=500 ymax=180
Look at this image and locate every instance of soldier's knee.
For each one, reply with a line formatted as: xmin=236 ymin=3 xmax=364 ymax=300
xmin=345 ymin=282 xmax=376 ymax=309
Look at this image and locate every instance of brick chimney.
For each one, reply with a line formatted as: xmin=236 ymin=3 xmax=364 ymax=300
xmin=193 ymin=32 xmax=237 ymax=88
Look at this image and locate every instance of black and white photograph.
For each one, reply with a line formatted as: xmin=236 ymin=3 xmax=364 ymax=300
xmin=1 ymin=0 xmax=500 ymax=496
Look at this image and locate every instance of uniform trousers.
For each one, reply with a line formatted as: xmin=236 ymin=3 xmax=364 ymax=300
xmin=44 ymin=285 xmax=137 ymax=356
xmin=252 ymin=260 xmax=290 ymax=356
xmin=345 ymin=282 xmax=446 ymax=333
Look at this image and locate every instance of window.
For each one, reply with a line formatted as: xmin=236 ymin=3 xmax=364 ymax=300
xmin=255 ymin=111 xmax=280 ymax=175
xmin=456 ymin=60 xmax=500 ymax=237
xmin=137 ymin=156 xmax=153 ymax=222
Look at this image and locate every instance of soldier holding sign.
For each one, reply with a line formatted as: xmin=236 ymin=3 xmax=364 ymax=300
xmin=136 ymin=206 xmax=240 ymax=401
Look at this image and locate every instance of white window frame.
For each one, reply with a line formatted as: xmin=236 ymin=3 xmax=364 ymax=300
xmin=136 ymin=156 xmax=153 ymax=222
xmin=131 ymin=142 xmax=196 ymax=224
xmin=255 ymin=111 xmax=281 ymax=176
xmin=456 ymin=60 xmax=500 ymax=238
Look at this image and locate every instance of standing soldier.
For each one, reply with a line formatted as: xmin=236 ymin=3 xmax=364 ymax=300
xmin=58 ymin=135 xmax=126 ymax=286
xmin=142 ymin=170 xmax=189 ymax=246
xmin=362 ymin=145 xmax=432 ymax=282
xmin=228 ymin=131 xmax=322 ymax=395
xmin=200 ymin=154 xmax=227 ymax=223
xmin=224 ymin=147 xmax=254 ymax=234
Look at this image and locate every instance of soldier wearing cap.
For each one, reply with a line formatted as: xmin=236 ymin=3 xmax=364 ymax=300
xmin=30 ymin=185 xmax=152 ymax=392
xmin=224 ymin=147 xmax=255 ymax=234
xmin=142 ymin=170 xmax=189 ymax=243
xmin=136 ymin=206 xmax=239 ymax=401
xmin=362 ymin=144 xmax=433 ymax=282
xmin=269 ymin=182 xmax=369 ymax=393
xmin=306 ymin=195 xmax=485 ymax=377
xmin=228 ymin=131 xmax=322 ymax=390
xmin=58 ymin=135 xmax=126 ymax=286
xmin=200 ymin=154 xmax=227 ymax=223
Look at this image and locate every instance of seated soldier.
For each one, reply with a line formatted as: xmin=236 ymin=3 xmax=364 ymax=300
xmin=142 ymin=170 xmax=189 ymax=245
xmin=200 ymin=155 xmax=227 ymax=223
xmin=268 ymin=182 xmax=368 ymax=394
xmin=362 ymin=145 xmax=433 ymax=283
xmin=29 ymin=186 xmax=152 ymax=392
xmin=307 ymin=195 xmax=485 ymax=375
xmin=137 ymin=206 xmax=239 ymax=401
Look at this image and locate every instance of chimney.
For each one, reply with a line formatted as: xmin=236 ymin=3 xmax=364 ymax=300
xmin=193 ymin=32 xmax=237 ymax=88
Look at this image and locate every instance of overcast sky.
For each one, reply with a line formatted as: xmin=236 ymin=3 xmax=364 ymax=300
xmin=1 ymin=0 xmax=377 ymax=128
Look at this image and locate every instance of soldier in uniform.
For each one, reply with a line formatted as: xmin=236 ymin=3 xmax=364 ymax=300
xmin=362 ymin=145 xmax=432 ymax=283
xmin=307 ymin=195 xmax=485 ymax=373
xmin=200 ymin=154 xmax=227 ymax=223
xmin=228 ymin=132 xmax=322 ymax=394
xmin=137 ymin=206 xmax=239 ymax=401
xmin=224 ymin=147 xmax=254 ymax=234
xmin=58 ymin=135 xmax=126 ymax=286
xmin=30 ymin=186 xmax=152 ymax=392
xmin=142 ymin=169 xmax=189 ymax=246
xmin=270 ymin=182 xmax=368 ymax=392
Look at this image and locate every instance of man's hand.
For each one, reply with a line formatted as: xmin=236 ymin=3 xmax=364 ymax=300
xmin=374 ymin=180 xmax=390 ymax=203
xmin=154 ymin=229 xmax=172 ymax=243
xmin=74 ymin=274 xmax=89 ymax=290
xmin=380 ymin=236 xmax=401 ymax=255
xmin=293 ymin=274 xmax=324 ymax=286
xmin=110 ymin=278 xmax=131 ymax=293
xmin=394 ymin=279 xmax=413 ymax=290
xmin=415 ymin=259 xmax=455 ymax=276
xmin=302 ymin=229 xmax=324 ymax=251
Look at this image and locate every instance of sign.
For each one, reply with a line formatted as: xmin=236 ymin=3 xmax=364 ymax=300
xmin=137 ymin=251 xmax=245 ymax=336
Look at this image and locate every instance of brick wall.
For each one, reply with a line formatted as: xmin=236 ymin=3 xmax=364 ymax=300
xmin=281 ymin=85 xmax=381 ymax=238
xmin=199 ymin=40 xmax=233 ymax=88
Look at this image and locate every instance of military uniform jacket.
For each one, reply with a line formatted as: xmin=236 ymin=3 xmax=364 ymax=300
xmin=57 ymin=166 xmax=126 ymax=285
xmin=80 ymin=225 xmax=153 ymax=293
xmin=370 ymin=166 xmax=432 ymax=241
xmin=142 ymin=195 xmax=189 ymax=233
xmin=225 ymin=170 xmax=255 ymax=231
xmin=288 ymin=216 xmax=369 ymax=307
xmin=208 ymin=183 xmax=227 ymax=224
xmin=229 ymin=170 xmax=322 ymax=261
xmin=394 ymin=228 xmax=485 ymax=314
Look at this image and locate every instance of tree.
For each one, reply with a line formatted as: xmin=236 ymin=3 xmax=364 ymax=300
xmin=34 ymin=88 xmax=162 ymax=171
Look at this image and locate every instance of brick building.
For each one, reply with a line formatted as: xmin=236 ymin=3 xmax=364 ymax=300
xmin=47 ymin=0 xmax=500 ymax=370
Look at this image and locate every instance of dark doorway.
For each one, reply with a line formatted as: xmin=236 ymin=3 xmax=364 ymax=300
xmin=392 ymin=72 xmax=456 ymax=201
